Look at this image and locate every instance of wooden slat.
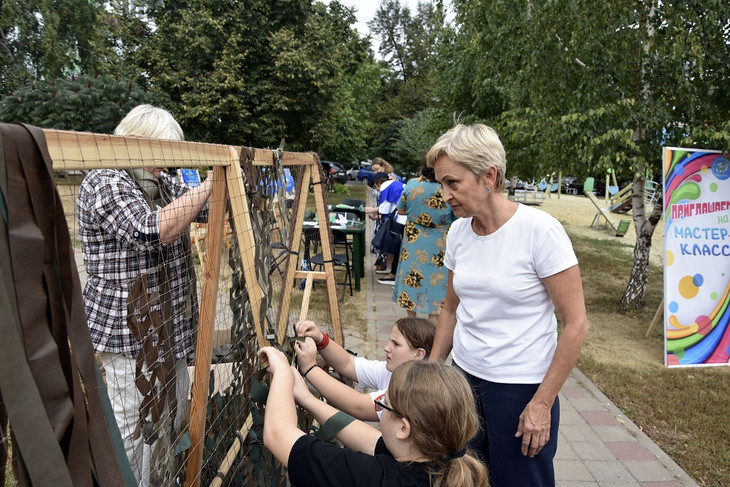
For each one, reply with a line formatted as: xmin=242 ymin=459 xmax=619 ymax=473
xmin=42 ymin=128 xmax=318 ymax=170
xmin=209 ymin=414 xmax=254 ymax=487
xmin=43 ymin=129 xmax=232 ymax=169
xmin=309 ymin=158 xmax=343 ymax=345
xmin=277 ymin=165 xmax=312 ymax=342
xmin=227 ymin=151 xmax=270 ymax=348
xmin=185 ymin=166 xmax=228 ymax=487
xmin=292 ymin=270 xmax=327 ymax=280
xmin=299 ymin=275 xmax=314 ymax=322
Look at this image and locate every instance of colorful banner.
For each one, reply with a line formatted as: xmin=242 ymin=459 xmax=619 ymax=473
xmin=663 ymin=147 xmax=730 ymax=367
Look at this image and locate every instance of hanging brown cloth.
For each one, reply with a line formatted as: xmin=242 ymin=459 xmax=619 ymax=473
xmin=0 ymin=123 xmax=133 ymax=486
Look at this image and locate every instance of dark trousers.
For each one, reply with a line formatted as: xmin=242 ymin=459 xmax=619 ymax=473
xmin=456 ymin=363 xmax=560 ymax=487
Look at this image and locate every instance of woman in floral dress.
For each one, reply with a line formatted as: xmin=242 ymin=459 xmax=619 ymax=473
xmin=393 ymin=158 xmax=456 ymax=322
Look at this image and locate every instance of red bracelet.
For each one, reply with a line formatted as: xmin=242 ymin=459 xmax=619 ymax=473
xmin=317 ymin=333 xmax=330 ymax=350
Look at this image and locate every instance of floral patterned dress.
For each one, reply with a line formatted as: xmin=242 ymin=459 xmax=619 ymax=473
xmin=393 ymin=177 xmax=456 ymax=315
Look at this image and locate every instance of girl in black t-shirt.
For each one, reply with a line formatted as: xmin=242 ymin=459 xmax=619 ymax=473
xmin=258 ymin=347 xmax=489 ymax=487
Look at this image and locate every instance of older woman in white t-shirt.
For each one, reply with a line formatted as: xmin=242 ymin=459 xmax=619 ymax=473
xmin=426 ymin=124 xmax=589 ymax=487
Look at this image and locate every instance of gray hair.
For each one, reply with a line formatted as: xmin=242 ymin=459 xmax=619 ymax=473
xmin=114 ymin=104 xmax=184 ymax=141
xmin=426 ymin=124 xmax=507 ymax=192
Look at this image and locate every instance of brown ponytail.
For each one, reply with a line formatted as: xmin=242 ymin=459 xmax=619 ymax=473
xmin=388 ymin=361 xmax=489 ymax=487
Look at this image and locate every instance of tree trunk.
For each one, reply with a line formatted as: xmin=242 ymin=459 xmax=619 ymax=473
xmin=620 ymin=174 xmax=664 ymax=309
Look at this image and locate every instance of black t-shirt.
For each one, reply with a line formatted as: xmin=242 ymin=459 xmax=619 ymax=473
xmin=288 ymin=435 xmax=433 ymax=487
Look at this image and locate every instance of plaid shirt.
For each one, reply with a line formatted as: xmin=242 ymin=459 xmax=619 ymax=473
xmin=76 ymin=169 xmax=207 ymax=359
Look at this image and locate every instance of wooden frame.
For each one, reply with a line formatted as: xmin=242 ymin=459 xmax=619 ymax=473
xmin=43 ymin=128 xmax=343 ymax=487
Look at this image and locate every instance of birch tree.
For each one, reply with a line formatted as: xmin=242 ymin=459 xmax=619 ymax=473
xmin=437 ymin=0 xmax=730 ymax=308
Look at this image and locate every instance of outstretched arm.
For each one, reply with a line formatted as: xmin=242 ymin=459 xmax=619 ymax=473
xmin=258 ymin=347 xmax=305 ymax=467
xmin=294 ymin=321 xmax=357 ymax=381
xmin=292 ymin=367 xmax=381 ymax=454
xmin=159 ymin=177 xmax=212 ymax=244
xmin=295 ymin=338 xmax=379 ymax=421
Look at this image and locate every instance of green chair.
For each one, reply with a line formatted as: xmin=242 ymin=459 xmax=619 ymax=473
xmin=583 ymin=177 xmax=595 ymax=194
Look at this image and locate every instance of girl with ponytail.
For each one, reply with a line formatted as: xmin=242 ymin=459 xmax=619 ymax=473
xmin=259 ymin=347 xmax=488 ymax=487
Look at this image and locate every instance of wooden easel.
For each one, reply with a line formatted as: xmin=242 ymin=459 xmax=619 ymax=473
xmin=42 ymin=129 xmax=343 ymax=487
xmin=645 ymin=298 xmax=664 ymax=337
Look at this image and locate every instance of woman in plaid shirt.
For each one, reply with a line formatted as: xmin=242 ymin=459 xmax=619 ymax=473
xmin=76 ymin=105 xmax=211 ymax=485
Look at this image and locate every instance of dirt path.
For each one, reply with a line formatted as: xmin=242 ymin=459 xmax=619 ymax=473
xmin=534 ymin=193 xmax=665 ymax=268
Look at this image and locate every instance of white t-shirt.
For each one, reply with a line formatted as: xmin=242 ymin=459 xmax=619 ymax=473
xmin=354 ymin=356 xmax=391 ymax=390
xmin=354 ymin=357 xmax=391 ymax=420
xmin=444 ymin=204 xmax=578 ymax=384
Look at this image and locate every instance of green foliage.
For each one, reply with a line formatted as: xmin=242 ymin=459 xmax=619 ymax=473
xmin=391 ymin=107 xmax=453 ymax=175
xmin=135 ymin=0 xmax=373 ymax=157
xmin=438 ymin=0 xmax=730 ymax=181
xmin=308 ymin=55 xmax=384 ymax=162
xmin=0 ymin=0 xmax=107 ymax=95
xmin=368 ymin=0 xmax=449 ymax=171
xmin=330 ymin=183 xmax=350 ymax=195
xmin=94 ymin=1 xmax=157 ymax=83
xmin=0 ymin=74 xmax=152 ymax=133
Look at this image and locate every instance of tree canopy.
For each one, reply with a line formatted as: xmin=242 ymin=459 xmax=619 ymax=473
xmin=438 ymin=0 xmax=730 ymax=182
xmin=0 ymin=0 xmax=727 ymax=182
xmin=0 ymin=0 xmax=105 ymax=94
xmin=130 ymin=0 xmax=377 ymax=159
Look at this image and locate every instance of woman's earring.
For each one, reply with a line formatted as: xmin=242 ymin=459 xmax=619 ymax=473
xmin=487 ymin=187 xmax=492 ymax=193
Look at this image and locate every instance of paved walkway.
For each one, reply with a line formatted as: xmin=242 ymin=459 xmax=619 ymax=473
xmin=342 ymin=215 xmax=699 ymax=487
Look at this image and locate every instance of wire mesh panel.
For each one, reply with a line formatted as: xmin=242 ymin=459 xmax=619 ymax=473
xmin=1 ymin=125 xmax=343 ymax=487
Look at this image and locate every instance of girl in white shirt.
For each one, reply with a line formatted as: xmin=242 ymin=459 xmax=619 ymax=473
xmin=293 ymin=317 xmax=434 ymax=421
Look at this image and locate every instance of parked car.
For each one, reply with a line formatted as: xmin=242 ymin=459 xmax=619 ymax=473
xmin=357 ymin=167 xmax=404 ymax=186
xmin=560 ymin=176 xmax=583 ymax=194
xmin=356 ymin=166 xmax=375 ymax=186
xmin=321 ymin=161 xmax=348 ymax=185
xmin=347 ymin=161 xmax=370 ymax=180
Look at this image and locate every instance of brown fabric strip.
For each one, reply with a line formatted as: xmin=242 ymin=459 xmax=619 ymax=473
xmin=1 ymin=123 xmax=129 ymax=486
xmin=5 ymin=123 xmax=84 ymax=478
xmin=24 ymin=123 xmax=131 ymax=486
xmin=14 ymin=124 xmax=91 ymax=484
xmin=0 ymin=124 xmax=73 ymax=486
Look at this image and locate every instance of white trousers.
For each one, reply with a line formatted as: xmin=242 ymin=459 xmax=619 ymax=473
xmin=100 ymin=353 xmax=189 ymax=487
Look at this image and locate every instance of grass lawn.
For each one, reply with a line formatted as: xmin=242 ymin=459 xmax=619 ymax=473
xmin=571 ymin=233 xmax=730 ymax=487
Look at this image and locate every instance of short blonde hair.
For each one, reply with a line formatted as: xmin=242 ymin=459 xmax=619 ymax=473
xmin=114 ymin=105 xmax=184 ymax=141
xmin=426 ymin=124 xmax=507 ymax=192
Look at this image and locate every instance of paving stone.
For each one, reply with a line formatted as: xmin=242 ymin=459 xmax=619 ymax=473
xmin=555 ymin=459 xmax=594 ymax=481
xmin=622 ymin=461 xmax=682 ymax=482
xmin=561 ymin=424 xmax=602 ymax=443
xmin=584 ymin=460 xmax=635 ymax=483
xmin=581 ymin=411 xmax=622 ymax=427
xmin=572 ymin=441 xmax=616 ymax=462
xmin=592 ymin=425 xmax=636 ymax=443
xmin=562 ymin=385 xmax=589 ymax=399
xmin=606 ymin=441 xmax=656 ymax=461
